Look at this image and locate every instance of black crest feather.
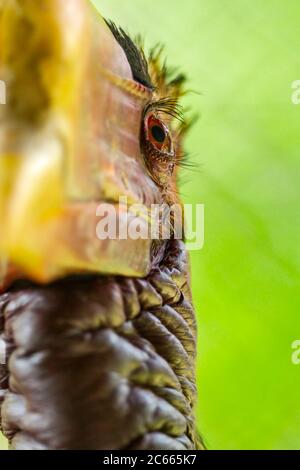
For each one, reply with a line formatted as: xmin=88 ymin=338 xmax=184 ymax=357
xmin=105 ymin=20 xmax=154 ymax=90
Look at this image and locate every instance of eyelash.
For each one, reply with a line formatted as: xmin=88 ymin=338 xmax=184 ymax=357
xmin=144 ymin=97 xmax=184 ymax=123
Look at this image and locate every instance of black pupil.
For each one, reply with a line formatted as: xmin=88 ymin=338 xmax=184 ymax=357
xmin=151 ymin=125 xmax=166 ymax=143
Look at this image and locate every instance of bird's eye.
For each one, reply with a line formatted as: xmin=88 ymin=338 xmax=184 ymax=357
xmin=145 ymin=115 xmax=170 ymax=151
xmin=142 ymin=112 xmax=175 ymax=187
xmin=151 ymin=124 xmax=166 ymax=144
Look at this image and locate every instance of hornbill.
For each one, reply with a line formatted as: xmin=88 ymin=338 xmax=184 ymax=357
xmin=0 ymin=0 xmax=203 ymax=450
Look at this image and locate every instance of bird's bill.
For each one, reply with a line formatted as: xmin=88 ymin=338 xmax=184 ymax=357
xmin=0 ymin=0 xmax=157 ymax=289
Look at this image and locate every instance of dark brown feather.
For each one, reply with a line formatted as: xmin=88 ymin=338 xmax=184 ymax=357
xmin=0 ymin=240 xmax=202 ymax=450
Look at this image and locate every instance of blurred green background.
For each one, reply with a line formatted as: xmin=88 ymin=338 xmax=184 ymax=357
xmin=1 ymin=0 xmax=300 ymax=450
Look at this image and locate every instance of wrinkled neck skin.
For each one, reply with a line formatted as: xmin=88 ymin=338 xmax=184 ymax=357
xmin=0 ymin=239 xmax=203 ymax=450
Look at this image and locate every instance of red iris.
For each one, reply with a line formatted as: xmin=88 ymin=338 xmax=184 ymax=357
xmin=146 ymin=115 xmax=168 ymax=150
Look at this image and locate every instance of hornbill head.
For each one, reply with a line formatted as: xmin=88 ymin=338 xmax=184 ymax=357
xmin=0 ymin=0 xmax=202 ymax=451
xmin=0 ymin=0 xmax=186 ymax=288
